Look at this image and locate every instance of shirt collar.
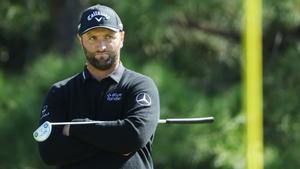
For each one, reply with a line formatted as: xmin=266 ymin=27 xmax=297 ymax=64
xmin=82 ymin=63 xmax=125 ymax=83
xmin=109 ymin=63 xmax=125 ymax=83
xmin=82 ymin=66 xmax=91 ymax=81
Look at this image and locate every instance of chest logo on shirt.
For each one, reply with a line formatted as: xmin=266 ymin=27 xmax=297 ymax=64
xmin=107 ymin=92 xmax=123 ymax=101
xmin=136 ymin=93 xmax=152 ymax=106
xmin=40 ymin=105 xmax=50 ymax=119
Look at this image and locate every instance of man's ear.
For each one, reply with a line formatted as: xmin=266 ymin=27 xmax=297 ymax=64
xmin=120 ymin=31 xmax=125 ymax=48
xmin=77 ymin=34 xmax=85 ymax=47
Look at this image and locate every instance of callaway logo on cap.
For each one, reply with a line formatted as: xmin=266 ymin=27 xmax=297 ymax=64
xmin=78 ymin=4 xmax=123 ymax=35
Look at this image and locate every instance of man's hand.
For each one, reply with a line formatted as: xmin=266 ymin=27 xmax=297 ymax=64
xmin=63 ymin=124 xmax=71 ymax=136
xmin=62 ymin=118 xmax=92 ymax=136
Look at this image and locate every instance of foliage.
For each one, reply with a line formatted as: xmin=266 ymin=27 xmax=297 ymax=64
xmin=263 ymin=44 xmax=300 ymax=169
xmin=0 ymin=0 xmax=51 ymax=70
xmin=0 ymin=49 xmax=84 ymax=169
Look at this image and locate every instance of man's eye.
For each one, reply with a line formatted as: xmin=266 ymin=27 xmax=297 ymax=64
xmin=89 ymin=36 xmax=97 ymax=41
xmin=105 ymin=35 xmax=114 ymax=39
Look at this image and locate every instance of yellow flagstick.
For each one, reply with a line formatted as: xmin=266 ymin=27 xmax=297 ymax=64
xmin=244 ymin=0 xmax=264 ymax=169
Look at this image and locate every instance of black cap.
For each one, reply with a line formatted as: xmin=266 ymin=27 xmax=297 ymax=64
xmin=78 ymin=4 xmax=123 ymax=35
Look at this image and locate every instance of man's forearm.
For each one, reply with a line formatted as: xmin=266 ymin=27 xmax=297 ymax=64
xmin=69 ymin=117 xmax=158 ymax=154
xmin=39 ymin=127 xmax=97 ymax=165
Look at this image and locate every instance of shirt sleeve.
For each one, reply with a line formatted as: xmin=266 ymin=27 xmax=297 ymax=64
xmin=69 ymin=76 xmax=160 ymax=154
xmin=38 ymin=85 xmax=98 ymax=166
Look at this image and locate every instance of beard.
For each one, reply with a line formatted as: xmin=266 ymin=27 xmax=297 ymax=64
xmin=83 ymin=46 xmax=117 ymax=71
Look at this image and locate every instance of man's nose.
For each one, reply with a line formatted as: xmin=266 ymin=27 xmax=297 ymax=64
xmin=97 ymin=41 xmax=107 ymax=51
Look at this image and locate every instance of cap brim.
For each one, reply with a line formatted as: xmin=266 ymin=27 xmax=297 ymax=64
xmin=80 ymin=26 xmax=120 ymax=35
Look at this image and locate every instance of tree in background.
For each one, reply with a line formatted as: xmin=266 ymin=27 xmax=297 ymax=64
xmin=0 ymin=0 xmax=87 ymax=72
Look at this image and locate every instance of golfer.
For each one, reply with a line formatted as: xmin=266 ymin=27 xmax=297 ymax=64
xmin=38 ymin=4 xmax=160 ymax=169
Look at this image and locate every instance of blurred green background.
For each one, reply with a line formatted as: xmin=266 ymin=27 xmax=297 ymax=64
xmin=0 ymin=0 xmax=299 ymax=168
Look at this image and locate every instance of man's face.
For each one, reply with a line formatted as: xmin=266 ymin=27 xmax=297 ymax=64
xmin=79 ymin=28 xmax=124 ymax=70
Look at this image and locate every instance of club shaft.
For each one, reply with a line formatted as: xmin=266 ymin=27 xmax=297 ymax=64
xmin=158 ymin=117 xmax=214 ymax=124
xmin=49 ymin=117 xmax=214 ymax=126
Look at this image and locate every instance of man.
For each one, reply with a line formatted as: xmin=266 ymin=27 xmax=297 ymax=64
xmin=38 ymin=4 xmax=160 ymax=169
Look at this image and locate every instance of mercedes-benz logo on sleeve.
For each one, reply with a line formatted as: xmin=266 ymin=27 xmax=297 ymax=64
xmin=136 ymin=93 xmax=152 ymax=106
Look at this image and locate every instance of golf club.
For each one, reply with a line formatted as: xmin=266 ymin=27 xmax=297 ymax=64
xmin=33 ymin=117 xmax=214 ymax=142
